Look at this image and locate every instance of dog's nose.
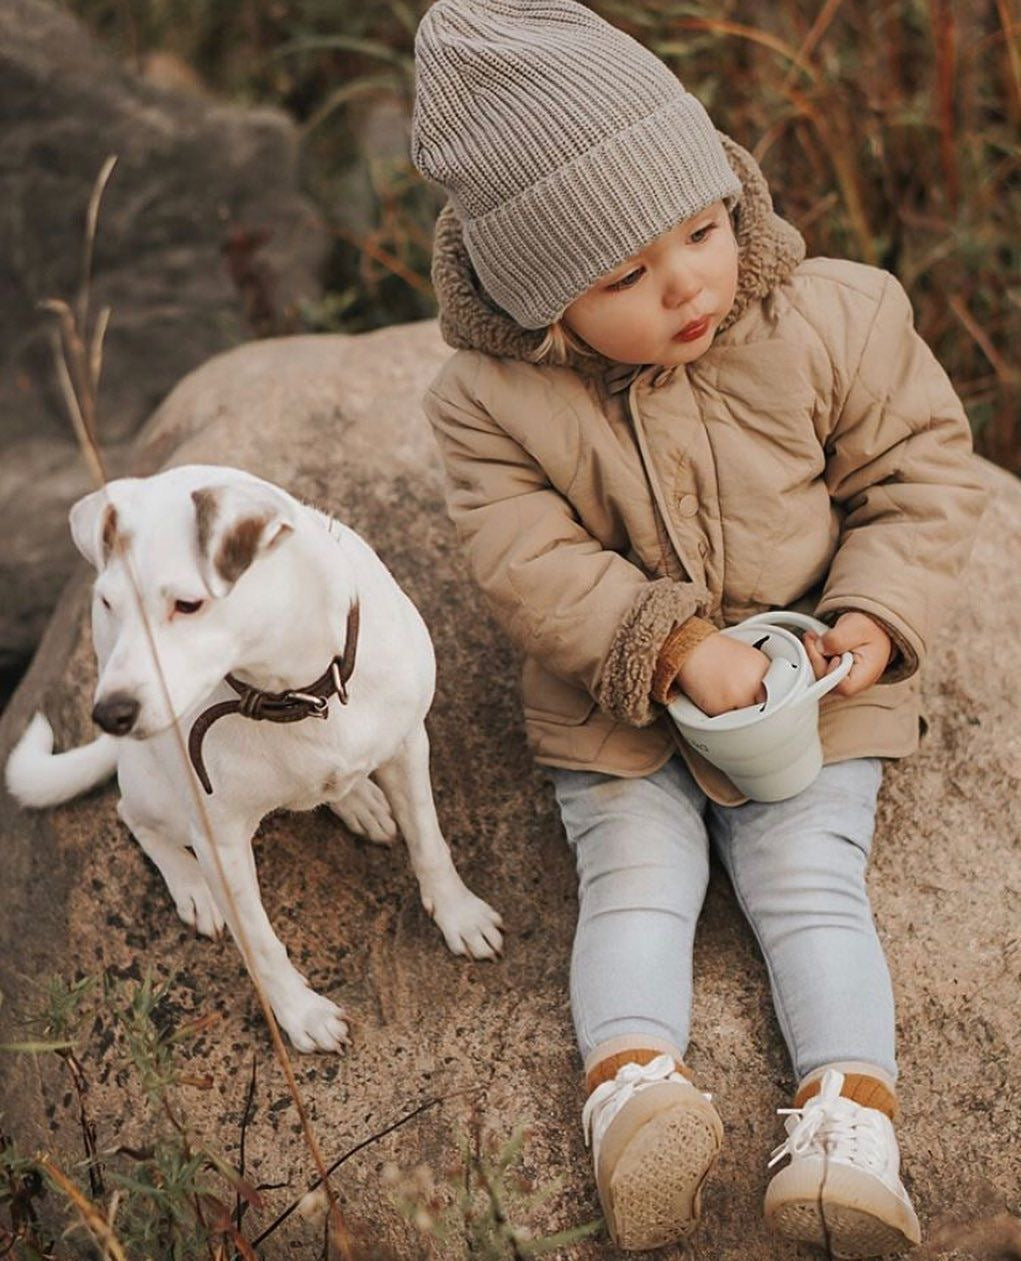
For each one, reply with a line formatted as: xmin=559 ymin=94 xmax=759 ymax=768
xmin=92 ymin=693 xmax=140 ymax=736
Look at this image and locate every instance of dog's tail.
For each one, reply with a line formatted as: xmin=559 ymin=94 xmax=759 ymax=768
xmin=5 ymin=713 xmax=117 ymax=808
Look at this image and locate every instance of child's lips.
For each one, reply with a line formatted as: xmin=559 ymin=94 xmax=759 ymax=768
xmin=674 ymin=316 xmax=711 ymax=342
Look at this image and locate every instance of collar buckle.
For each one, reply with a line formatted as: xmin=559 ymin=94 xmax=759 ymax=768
xmin=331 ymin=659 xmax=349 ymax=705
xmin=283 ymin=691 xmax=330 ymax=717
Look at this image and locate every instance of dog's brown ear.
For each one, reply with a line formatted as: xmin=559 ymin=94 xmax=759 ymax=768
xmin=192 ymin=481 xmax=294 ymax=597
xmin=69 ymin=488 xmax=125 ymax=570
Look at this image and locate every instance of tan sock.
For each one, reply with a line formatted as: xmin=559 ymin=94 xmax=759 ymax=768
xmin=585 ymin=1048 xmax=692 ymax=1097
xmin=795 ymin=1072 xmax=898 ymax=1121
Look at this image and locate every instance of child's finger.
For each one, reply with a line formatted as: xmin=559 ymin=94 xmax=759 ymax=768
xmin=830 ymin=659 xmax=858 ymax=696
xmin=818 ymin=624 xmax=863 ymax=656
xmin=832 ymin=644 xmax=885 ymax=697
xmin=803 ymin=632 xmax=830 ymax=680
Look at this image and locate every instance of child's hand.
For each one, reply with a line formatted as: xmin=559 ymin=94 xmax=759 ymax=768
xmin=676 ymin=633 xmax=770 ymax=717
xmin=804 ymin=612 xmax=892 ymax=697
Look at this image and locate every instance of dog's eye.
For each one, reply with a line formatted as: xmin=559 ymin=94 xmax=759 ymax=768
xmin=174 ymin=599 xmax=204 ymax=616
xmin=99 ymin=595 xmax=112 ymax=611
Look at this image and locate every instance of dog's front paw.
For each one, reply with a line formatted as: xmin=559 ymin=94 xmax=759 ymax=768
xmin=427 ymin=884 xmax=504 ymax=961
xmin=172 ymin=877 xmax=226 ymax=940
xmin=328 ymin=777 xmax=397 ymax=846
xmin=275 ymin=989 xmax=350 ymax=1054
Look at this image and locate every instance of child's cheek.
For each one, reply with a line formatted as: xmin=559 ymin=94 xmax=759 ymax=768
xmin=722 ymin=232 xmax=740 ymax=312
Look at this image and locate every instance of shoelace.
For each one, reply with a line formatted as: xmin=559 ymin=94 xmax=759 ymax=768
xmin=767 ymin=1069 xmax=886 ymax=1172
xmin=582 ymin=1054 xmax=708 ymax=1152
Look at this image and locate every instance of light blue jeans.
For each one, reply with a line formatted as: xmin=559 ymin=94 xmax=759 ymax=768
xmin=550 ymin=755 xmax=897 ymax=1082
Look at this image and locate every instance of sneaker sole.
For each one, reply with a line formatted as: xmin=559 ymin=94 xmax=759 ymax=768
xmin=765 ymin=1157 xmax=921 ymax=1258
xmin=597 ymin=1083 xmax=724 ymax=1251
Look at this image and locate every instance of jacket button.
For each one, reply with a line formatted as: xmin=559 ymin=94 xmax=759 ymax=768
xmin=677 ymin=494 xmax=699 ymax=517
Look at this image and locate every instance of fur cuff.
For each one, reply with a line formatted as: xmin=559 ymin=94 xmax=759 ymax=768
xmin=597 ymin=581 xmax=709 ymax=727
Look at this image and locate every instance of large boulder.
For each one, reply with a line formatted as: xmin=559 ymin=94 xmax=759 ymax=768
xmin=0 ymin=0 xmax=326 ymax=677
xmin=0 ymin=322 xmax=1018 ymax=1258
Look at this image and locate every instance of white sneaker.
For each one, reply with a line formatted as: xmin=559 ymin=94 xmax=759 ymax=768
xmin=764 ymin=1068 xmax=921 ymax=1258
xmin=581 ymin=1054 xmax=723 ymax=1251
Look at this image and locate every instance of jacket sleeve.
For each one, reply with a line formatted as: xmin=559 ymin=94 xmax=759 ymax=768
xmin=423 ymin=384 xmax=712 ymax=725
xmin=815 ymin=273 xmax=988 ymax=681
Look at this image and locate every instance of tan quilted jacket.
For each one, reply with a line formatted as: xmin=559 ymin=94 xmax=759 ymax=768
xmin=421 ymin=135 xmax=988 ymax=804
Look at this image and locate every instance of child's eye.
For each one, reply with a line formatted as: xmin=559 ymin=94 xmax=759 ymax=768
xmin=607 ymin=267 xmax=644 ymax=292
xmin=690 ymin=222 xmax=717 ymax=244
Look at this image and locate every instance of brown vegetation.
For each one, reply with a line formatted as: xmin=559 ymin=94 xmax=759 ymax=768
xmin=63 ymin=0 xmax=1020 ymax=473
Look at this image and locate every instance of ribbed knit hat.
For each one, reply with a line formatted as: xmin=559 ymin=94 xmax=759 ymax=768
xmin=412 ymin=0 xmax=742 ymax=330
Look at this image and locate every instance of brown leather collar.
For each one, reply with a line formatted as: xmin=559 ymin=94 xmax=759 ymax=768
xmin=187 ymin=602 xmax=360 ymax=796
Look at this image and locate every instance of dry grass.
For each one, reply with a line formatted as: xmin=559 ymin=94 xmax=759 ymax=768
xmin=1 ymin=971 xmax=601 ymax=1258
xmin=606 ymin=0 xmax=1020 ymax=470
xmin=63 ymin=0 xmax=1020 ymax=472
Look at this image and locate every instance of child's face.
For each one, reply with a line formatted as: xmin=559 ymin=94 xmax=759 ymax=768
xmin=562 ymin=200 xmax=739 ymax=366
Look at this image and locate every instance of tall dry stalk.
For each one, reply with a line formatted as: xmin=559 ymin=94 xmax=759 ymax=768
xmin=928 ymin=0 xmax=961 ymax=210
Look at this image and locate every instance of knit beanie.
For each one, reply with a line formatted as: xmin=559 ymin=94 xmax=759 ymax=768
xmin=412 ymin=0 xmax=742 ymax=330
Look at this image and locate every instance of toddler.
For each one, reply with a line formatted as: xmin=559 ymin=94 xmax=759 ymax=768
xmin=411 ymin=0 xmax=987 ymax=1253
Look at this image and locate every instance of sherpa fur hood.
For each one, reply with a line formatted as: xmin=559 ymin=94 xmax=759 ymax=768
xmin=429 ymin=133 xmax=807 ymax=371
xmin=420 ymin=135 xmax=986 ymax=803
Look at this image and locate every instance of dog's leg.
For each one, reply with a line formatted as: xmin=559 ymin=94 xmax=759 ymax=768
xmin=327 ymin=775 xmax=397 ymax=845
xmin=188 ymin=821 xmax=349 ymax=1053
xmin=118 ymin=801 xmax=226 ymax=939
xmin=373 ymin=722 xmax=503 ymax=960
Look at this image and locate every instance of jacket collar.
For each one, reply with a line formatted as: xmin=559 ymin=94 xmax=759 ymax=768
xmin=429 ymin=134 xmax=806 ymax=395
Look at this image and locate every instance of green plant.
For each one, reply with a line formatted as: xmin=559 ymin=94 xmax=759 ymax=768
xmin=3 ymin=972 xmax=598 ymax=1260
xmin=384 ymin=1117 xmax=603 ymax=1259
xmin=1 ymin=970 xmax=263 ymax=1260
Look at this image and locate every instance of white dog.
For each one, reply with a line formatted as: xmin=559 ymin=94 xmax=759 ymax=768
xmin=5 ymin=465 xmax=503 ymax=1052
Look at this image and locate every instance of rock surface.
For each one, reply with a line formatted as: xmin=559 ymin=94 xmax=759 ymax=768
xmin=0 ymin=0 xmax=326 ymax=674
xmin=0 ymin=321 xmax=1018 ymax=1259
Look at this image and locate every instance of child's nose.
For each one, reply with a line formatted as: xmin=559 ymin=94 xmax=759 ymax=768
xmin=661 ymin=257 xmax=701 ymax=309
